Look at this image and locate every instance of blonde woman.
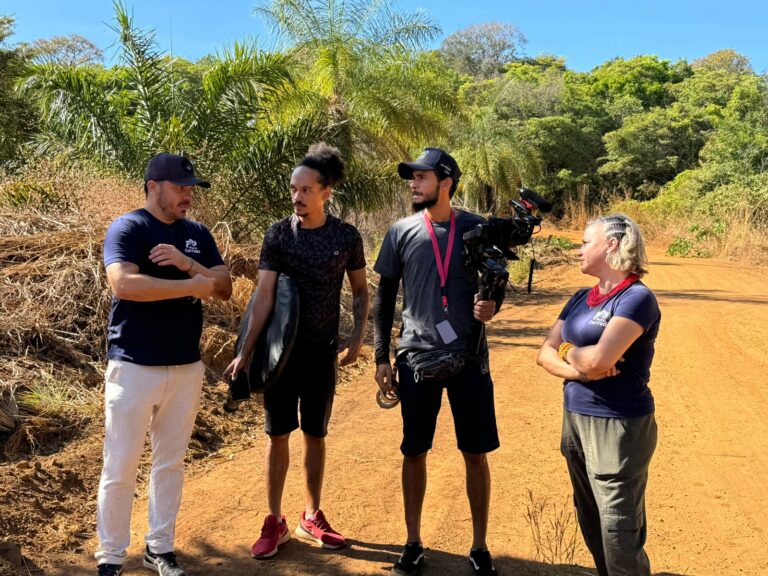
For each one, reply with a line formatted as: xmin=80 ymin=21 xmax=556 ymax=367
xmin=537 ymin=214 xmax=660 ymax=576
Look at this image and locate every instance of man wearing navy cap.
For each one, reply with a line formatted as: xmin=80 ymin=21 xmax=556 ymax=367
xmin=374 ymin=148 xmax=500 ymax=576
xmin=95 ymin=153 xmax=232 ymax=576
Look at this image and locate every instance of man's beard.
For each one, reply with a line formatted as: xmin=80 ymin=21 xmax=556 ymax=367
xmin=411 ymin=195 xmax=438 ymax=212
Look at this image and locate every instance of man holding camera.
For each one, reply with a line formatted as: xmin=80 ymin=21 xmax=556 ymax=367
xmin=373 ymin=148 xmax=500 ymax=576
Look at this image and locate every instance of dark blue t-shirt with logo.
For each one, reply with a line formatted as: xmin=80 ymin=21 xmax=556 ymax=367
xmin=103 ymin=208 xmax=224 ymax=366
xmin=558 ymin=282 xmax=660 ymax=418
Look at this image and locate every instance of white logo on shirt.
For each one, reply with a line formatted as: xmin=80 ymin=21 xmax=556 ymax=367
xmin=589 ymin=310 xmax=611 ymax=327
xmin=184 ymin=239 xmax=201 ymax=254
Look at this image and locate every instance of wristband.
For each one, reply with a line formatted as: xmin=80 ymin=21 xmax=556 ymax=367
xmin=558 ymin=341 xmax=574 ymax=362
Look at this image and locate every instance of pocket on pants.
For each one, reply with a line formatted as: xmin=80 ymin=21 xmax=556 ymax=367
xmin=105 ymin=360 xmax=122 ymax=384
xmin=604 ymin=512 xmax=641 ymax=533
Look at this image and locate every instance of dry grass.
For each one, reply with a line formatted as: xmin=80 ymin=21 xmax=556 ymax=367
xmin=0 ymin=207 xmax=262 ymax=457
xmin=525 ymin=490 xmax=581 ymax=569
xmin=705 ymin=206 xmax=768 ymax=265
xmin=0 ymin=211 xmax=110 ymax=456
xmin=0 ymin=161 xmax=142 ymax=227
xmin=559 ymin=186 xmax=592 ymax=232
xmin=0 ymin=212 xmax=110 ymax=367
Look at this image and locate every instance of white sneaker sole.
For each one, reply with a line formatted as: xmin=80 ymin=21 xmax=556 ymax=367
xmin=294 ymin=524 xmax=346 ymax=550
xmin=251 ymin=530 xmax=291 ymax=559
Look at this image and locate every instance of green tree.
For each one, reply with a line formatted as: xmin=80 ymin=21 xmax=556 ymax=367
xmin=19 ymin=2 xmax=310 ymax=236
xmin=494 ymin=56 xmax=566 ymax=120
xmin=692 ymin=49 xmax=752 ymax=75
xmin=450 ymin=106 xmax=541 ymax=213
xmin=28 ymin=34 xmax=103 ymax=67
xmin=599 ymin=104 xmax=712 ymax=196
xmin=587 ymin=55 xmax=690 ymax=110
xmin=698 ymin=76 xmax=768 ymax=181
xmin=0 ymin=16 xmax=35 ymax=168
xmin=523 ymin=115 xmax=599 ymax=195
xmin=440 ymin=22 xmax=527 ymax=80
xmin=672 ymin=67 xmax=749 ymax=116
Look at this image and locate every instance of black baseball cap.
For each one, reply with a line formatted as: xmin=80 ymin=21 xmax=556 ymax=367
xmin=397 ymin=147 xmax=461 ymax=181
xmin=144 ymin=153 xmax=210 ymax=188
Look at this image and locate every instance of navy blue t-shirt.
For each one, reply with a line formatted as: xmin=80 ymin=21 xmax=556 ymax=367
xmin=558 ymin=282 xmax=660 ymax=418
xmin=103 ymin=208 xmax=224 ymax=366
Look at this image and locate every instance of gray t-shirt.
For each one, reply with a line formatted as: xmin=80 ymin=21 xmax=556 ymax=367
xmin=374 ymin=209 xmax=486 ymax=357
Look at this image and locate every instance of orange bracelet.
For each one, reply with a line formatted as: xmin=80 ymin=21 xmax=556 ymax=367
xmin=558 ymin=342 xmax=574 ymax=362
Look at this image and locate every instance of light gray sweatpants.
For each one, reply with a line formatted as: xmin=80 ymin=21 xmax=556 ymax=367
xmin=561 ymin=410 xmax=657 ymax=576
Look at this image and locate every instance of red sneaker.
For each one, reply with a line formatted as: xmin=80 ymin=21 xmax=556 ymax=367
xmin=251 ymin=514 xmax=290 ymax=559
xmin=295 ymin=509 xmax=346 ymax=549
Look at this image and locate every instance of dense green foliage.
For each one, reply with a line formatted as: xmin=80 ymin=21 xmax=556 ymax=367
xmin=0 ymin=17 xmax=36 ymax=168
xmin=1 ymin=4 xmax=767 ymax=242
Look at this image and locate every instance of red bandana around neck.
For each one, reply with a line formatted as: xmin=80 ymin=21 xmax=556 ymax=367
xmin=586 ymin=273 xmax=640 ymax=308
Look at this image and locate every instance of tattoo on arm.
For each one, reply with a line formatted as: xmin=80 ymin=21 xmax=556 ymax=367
xmin=351 ymin=292 xmax=369 ymax=339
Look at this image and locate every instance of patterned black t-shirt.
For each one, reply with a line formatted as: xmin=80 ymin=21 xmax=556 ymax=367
xmin=259 ymin=214 xmax=366 ymax=345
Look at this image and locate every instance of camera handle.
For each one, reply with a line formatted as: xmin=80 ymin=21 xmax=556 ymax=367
xmin=474 ymin=279 xmax=494 ymax=357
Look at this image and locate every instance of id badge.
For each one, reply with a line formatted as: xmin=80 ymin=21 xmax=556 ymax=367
xmin=436 ymin=319 xmax=458 ymax=344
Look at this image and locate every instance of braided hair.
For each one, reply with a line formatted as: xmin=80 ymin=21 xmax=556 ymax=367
xmin=588 ymin=213 xmax=649 ymax=277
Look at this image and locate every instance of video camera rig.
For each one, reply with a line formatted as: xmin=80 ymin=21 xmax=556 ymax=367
xmin=463 ymin=187 xmax=553 ymax=304
xmin=376 ymin=187 xmax=553 ymax=410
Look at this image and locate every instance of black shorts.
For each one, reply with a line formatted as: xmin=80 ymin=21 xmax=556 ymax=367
xmin=396 ymin=357 xmax=500 ymax=457
xmin=264 ymin=341 xmax=337 ymax=438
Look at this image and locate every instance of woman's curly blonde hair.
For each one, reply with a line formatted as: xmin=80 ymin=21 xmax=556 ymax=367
xmin=588 ymin=213 xmax=649 ymax=277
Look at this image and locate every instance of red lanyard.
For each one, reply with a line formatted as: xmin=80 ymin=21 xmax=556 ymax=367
xmin=423 ymin=210 xmax=455 ymax=314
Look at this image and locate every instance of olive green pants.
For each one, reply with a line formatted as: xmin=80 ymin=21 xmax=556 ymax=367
xmin=561 ymin=410 xmax=657 ymax=576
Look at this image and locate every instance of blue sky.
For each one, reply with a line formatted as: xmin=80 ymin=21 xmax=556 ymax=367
xmin=4 ymin=1 xmax=768 ymax=73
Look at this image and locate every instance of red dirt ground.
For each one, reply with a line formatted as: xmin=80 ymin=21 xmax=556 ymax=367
xmin=14 ymin=244 xmax=768 ymax=575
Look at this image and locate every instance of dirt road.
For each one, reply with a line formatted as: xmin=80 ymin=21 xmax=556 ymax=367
xmin=54 ymin=246 xmax=768 ymax=576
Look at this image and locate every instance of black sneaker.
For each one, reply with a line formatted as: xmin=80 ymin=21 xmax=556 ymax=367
xmin=97 ymin=564 xmax=123 ymax=576
xmin=143 ymin=546 xmax=186 ymax=576
xmin=392 ymin=542 xmax=425 ymax=576
xmin=469 ymin=548 xmax=497 ymax=575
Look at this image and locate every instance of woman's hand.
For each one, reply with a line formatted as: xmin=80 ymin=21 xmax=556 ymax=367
xmin=579 ymin=363 xmax=622 ymax=382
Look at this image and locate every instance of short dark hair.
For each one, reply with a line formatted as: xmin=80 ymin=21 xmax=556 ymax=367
xmin=439 ymin=174 xmax=459 ymax=198
xmin=297 ymin=143 xmax=345 ymax=188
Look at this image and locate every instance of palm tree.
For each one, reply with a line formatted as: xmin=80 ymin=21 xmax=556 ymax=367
xmin=255 ymin=0 xmax=457 ymax=211
xmin=18 ymin=2 xmax=329 ymax=237
xmin=450 ymin=105 xmax=542 ymax=213
xmin=20 ymin=3 xmax=295 ymax=172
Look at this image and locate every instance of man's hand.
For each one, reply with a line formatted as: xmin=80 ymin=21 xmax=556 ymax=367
xmin=224 ymin=353 xmax=251 ymax=381
xmin=338 ymin=337 xmax=363 ymax=367
xmin=189 ymin=274 xmax=216 ymax=300
xmin=150 ymin=243 xmax=193 ymax=272
xmin=375 ymin=363 xmax=396 ymax=394
xmin=473 ymin=295 xmax=496 ymax=323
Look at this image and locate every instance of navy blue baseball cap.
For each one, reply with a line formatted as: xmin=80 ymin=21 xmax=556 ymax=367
xmin=144 ymin=153 xmax=210 ymax=188
xmin=398 ymin=147 xmax=461 ymax=181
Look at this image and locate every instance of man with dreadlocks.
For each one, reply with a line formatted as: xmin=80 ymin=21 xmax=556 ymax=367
xmin=225 ymin=143 xmax=369 ymax=560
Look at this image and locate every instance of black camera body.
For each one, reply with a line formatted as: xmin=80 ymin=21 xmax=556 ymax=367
xmin=463 ymin=188 xmax=552 ymax=303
